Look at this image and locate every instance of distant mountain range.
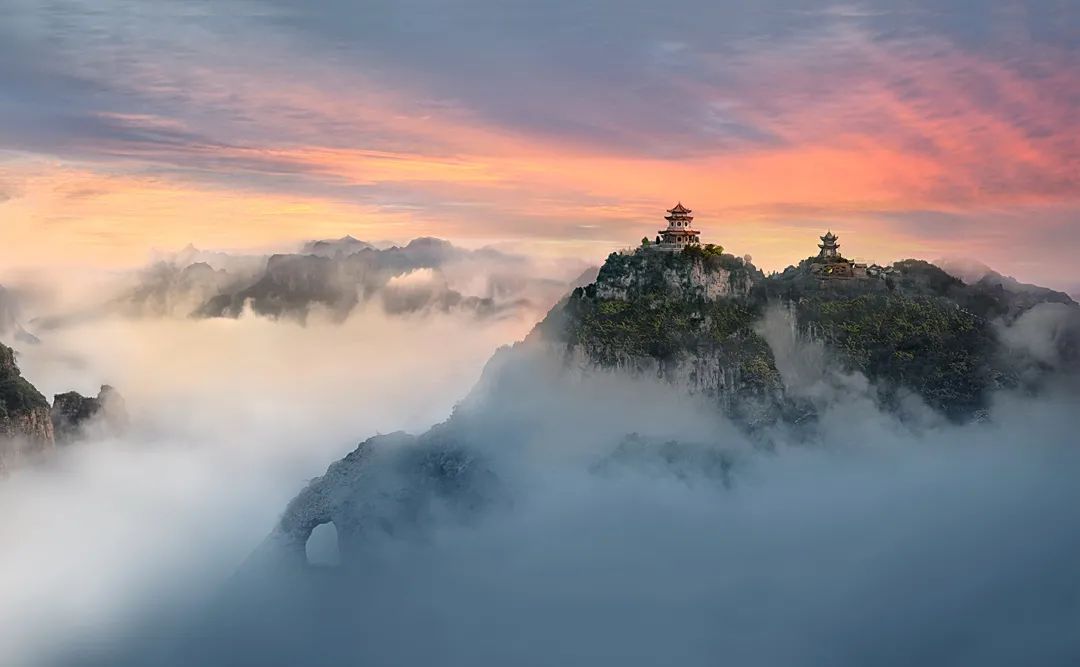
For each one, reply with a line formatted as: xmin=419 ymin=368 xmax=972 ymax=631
xmin=116 ymin=236 xmax=590 ymax=324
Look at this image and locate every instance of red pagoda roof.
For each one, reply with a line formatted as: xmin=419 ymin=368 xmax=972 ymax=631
xmin=667 ymin=202 xmax=692 ymax=214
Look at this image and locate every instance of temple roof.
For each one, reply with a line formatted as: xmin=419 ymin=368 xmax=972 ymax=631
xmin=820 ymin=231 xmax=838 ymax=242
xmin=667 ymin=202 xmax=692 ymax=215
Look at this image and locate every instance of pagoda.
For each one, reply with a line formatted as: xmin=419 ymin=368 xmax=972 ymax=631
xmin=657 ymin=202 xmax=701 ymax=247
xmin=818 ymin=231 xmax=841 ymax=261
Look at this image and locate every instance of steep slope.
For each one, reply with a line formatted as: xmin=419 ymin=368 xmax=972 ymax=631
xmin=536 ymin=248 xmax=782 ymax=426
xmin=51 ymin=385 xmax=129 ymax=445
xmin=0 ymin=343 xmax=54 ymax=472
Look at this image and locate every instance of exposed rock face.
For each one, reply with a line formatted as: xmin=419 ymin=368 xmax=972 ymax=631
xmin=0 ymin=343 xmax=54 ymax=472
xmin=51 ymin=385 xmax=128 ymax=445
xmin=592 ymin=248 xmax=760 ymax=302
xmin=252 ymin=430 xmax=490 ymax=568
xmin=539 ymin=249 xmax=783 ymax=427
xmin=560 ymin=342 xmax=783 ymax=428
xmin=0 ymin=343 xmax=129 ymax=471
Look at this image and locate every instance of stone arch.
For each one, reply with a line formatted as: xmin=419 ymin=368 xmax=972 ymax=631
xmin=305 ymin=520 xmax=341 ymax=567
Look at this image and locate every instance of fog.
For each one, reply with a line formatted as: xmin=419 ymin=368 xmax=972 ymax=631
xmin=65 ymin=349 xmax=1080 ymax=667
xmin=0 ymin=280 xmax=546 ymax=665
xmin=3 ymin=269 xmax=1080 ymax=666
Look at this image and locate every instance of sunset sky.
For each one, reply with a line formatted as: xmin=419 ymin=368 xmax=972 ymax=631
xmin=2 ymin=1 xmax=1078 ymax=288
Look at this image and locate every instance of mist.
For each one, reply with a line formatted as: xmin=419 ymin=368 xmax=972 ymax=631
xmin=24 ymin=310 xmax=1080 ymax=665
xmin=0 ymin=272 xmax=547 ymax=665
xmin=2 ymin=263 xmax=1080 ymax=666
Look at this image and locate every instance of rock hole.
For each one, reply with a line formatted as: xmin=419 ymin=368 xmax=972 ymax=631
xmin=305 ymin=521 xmax=341 ymax=567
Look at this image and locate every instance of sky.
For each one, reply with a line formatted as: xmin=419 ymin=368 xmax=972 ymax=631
xmin=1 ymin=0 xmax=1078 ymax=288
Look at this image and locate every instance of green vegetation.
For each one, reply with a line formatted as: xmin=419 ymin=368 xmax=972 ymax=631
xmin=558 ymin=286 xmax=782 ymax=398
xmin=566 ymin=293 xmax=764 ymax=361
xmin=798 ymin=294 xmax=996 ymax=415
xmin=0 ymin=343 xmax=49 ymax=423
xmin=681 ymin=243 xmax=725 ymax=259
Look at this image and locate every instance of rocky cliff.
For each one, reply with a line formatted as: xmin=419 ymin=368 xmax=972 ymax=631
xmin=0 ymin=343 xmax=54 ymax=473
xmin=1 ymin=343 xmax=129 ymax=472
xmin=591 ymin=246 xmax=759 ymax=302
xmin=255 ymin=430 xmax=489 ymax=567
xmin=537 ymin=249 xmax=782 ymax=426
xmin=51 ymin=385 xmax=128 ymax=445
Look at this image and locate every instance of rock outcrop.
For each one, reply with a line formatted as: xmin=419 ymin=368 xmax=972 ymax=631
xmin=51 ymin=385 xmax=128 ymax=445
xmin=0 ymin=343 xmax=54 ymax=473
xmin=252 ymin=430 xmax=491 ymax=569
xmin=1 ymin=342 xmax=129 ymax=472
xmin=592 ymin=246 xmax=760 ymax=302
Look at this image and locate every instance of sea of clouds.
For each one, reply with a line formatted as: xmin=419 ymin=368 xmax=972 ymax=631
xmin=0 ymin=259 xmax=550 ymax=666
xmin=2 ymin=259 xmax=1079 ymax=667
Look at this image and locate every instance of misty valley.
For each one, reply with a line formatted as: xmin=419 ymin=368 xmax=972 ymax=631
xmin=2 ymin=230 xmax=1079 ymax=666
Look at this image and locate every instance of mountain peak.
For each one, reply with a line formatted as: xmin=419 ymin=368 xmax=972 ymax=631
xmin=542 ymin=246 xmax=1080 ymax=424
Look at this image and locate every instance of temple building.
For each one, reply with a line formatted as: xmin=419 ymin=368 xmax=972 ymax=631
xmin=810 ymin=230 xmax=868 ymax=279
xmin=818 ymin=231 xmax=841 ymax=260
xmin=655 ymin=203 xmax=701 ymax=248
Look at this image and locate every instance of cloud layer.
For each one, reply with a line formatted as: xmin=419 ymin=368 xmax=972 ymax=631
xmin=0 ymin=292 xmax=543 ymax=665
xmin=28 ymin=300 xmax=1080 ymax=667
xmin=1 ymin=247 xmax=1079 ymax=665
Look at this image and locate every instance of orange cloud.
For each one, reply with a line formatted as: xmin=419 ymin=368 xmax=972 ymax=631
xmin=3 ymin=21 xmax=1078 ymax=287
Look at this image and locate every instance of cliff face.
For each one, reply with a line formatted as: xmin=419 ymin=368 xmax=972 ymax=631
xmin=0 ymin=344 xmax=128 ymax=472
xmin=252 ymin=430 xmax=489 ymax=569
xmin=536 ymin=249 xmax=783 ymax=426
xmin=591 ymin=248 xmax=759 ymax=302
xmin=51 ymin=385 xmax=128 ymax=445
xmin=0 ymin=343 xmax=54 ymax=472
